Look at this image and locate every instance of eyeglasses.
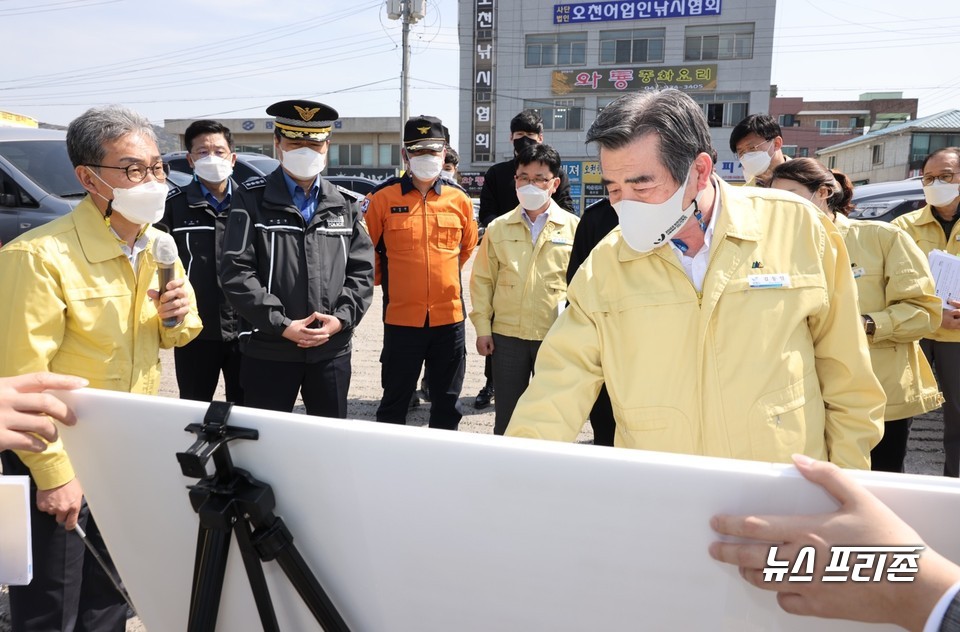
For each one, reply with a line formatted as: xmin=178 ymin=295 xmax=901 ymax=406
xmin=735 ymin=139 xmax=772 ymax=159
xmin=514 ymin=175 xmax=555 ymax=187
xmin=87 ymin=161 xmax=169 ymax=183
xmin=921 ymin=172 xmax=956 ymax=186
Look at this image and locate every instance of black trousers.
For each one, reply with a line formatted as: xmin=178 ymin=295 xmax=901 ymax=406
xmin=921 ymin=339 xmax=960 ymax=477
xmin=871 ymin=417 xmax=913 ymax=473
xmin=240 ymin=353 xmax=351 ymax=418
xmin=0 ymin=452 xmax=127 ymax=632
xmin=174 ymin=338 xmax=244 ymax=404
xmin=377 ymin=321 xmax=465 ymax=430
xmin=490 ymin=334 xmax=541 ymax=435
xmin=590 ymin=385 xmax=617 ymax=447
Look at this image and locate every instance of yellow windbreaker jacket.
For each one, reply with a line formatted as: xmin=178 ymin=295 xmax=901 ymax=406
xmin=469 ymin=200 xmax=579 ymax=340
xmin=0 ymin=196 xmax=202 ymax=489
xmin=893 ymin=204 xmax=960 ymax=343
xmin=507 ymin=178 xmax=885 ymax=469
xmin=834 ymin=214 xmax=942 ymax=420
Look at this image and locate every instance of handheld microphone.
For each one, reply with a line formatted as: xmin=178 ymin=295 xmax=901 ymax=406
xmin=153 ymin=232 xmax=179 ymax=327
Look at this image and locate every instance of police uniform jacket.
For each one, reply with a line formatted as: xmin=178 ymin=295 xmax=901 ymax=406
xmin=160 ymin=179 xmax=248 ymax=342
xmin=220 ymin=168 xmax=374 ymax=363
xmin=834 ymin=213 xmax=942 ymax=420
xmin=0 ymin=196 xmax=202 ymax=489
xmin=506 ymin=178 xmax=885 ymax=469
xmin=893 ymin=204 xmax=960 ymax=343
xmin=479 ymin=158 xmax=574 ymax=227
xmin=364 ymin=174 xmax=478 ymax=327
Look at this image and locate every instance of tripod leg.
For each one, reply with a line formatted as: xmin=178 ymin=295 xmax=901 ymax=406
xmin=255 ymin=518 xmax=351 ymax=632
xmin=233 ymin=518 xmax=281 ymax=632
xmin=188 ymin=525 xmax=232 ymax=632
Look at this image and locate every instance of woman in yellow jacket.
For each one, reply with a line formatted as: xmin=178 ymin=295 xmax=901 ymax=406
xmin=892 ymin=147 xmax=960 ymax=477
xmin=770 ymin=158 xmax=942 ymax=472
xmin=469 ymin=144 xmax=579 ymax=435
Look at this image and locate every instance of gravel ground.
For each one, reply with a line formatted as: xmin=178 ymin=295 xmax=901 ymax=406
xmin=0 ymin=251 xmax=948 ymax=631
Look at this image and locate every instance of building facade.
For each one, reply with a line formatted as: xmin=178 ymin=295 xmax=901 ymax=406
xmin=769 ymin=93 xmax=917 ymax=162
xmin=458 ymin=0 xmax=777 ymax=211
xmin=164 ymin=116 xmax=402 ymax=179
xmin=816 ymin=110 xmax=960 ymax=184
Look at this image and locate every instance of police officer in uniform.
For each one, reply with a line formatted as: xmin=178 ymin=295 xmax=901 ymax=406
xmin=161 ymin=119 xmax=249 ymax=404
xmin=220 ymin=100 xmax=374 ymax=418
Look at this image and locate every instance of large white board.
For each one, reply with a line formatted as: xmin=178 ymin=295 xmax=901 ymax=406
xmin=54 ymin=388 xmax=960 ymax=631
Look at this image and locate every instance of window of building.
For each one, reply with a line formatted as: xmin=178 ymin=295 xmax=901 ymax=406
xmin=778 ymin=114 xmax=795 ymax=128
xmin=798 ymin=147 xmax=809 ymax=157
xmin=684 ymin=23 xmax=754 ymax=61
xmin=330 ymin=144 xmax=374 ymax=167
xmin=379 ymin=144 xmax=401 ymax=166
xmin=525 ymin=99 xmax=583 ymax=131
xmin=828 ymin=155 xmax=837 ymax=169
xmin=690 ymin=93 xmax=749 ymax=128
xmin=599 ymin=28 xmax=665 ymax=64
xmin=872 ymin=144 xmax=884 ymax=165
xmin=816 ymin=120 xmax=839 ymax=135
xmin=910 ymin=133 xmax=960 ymax=165
xmin=781 ymin=145 xmax=798 ymax=158
xmin=526 ymin=33 xmax=587 ymax=67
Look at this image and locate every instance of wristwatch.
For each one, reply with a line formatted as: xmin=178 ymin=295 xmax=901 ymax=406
xmin=862 ymin=315 xmax=876 ymax=336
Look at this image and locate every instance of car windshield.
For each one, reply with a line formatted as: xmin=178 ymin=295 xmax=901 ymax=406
xmin=243 ymin=155 xmax=279 ymax=174
xmin=0 ymin=139 xmax=85 ymax=197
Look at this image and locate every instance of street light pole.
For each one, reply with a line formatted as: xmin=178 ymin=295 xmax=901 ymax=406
xmin=387 ymin=0 xmax=424 ymax=128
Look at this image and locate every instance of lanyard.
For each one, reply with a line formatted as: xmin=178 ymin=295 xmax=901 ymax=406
xmin=671 ymin=201 xmax=707 ymax=253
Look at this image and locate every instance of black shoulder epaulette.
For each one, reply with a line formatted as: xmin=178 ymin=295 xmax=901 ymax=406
xmin=242 ymin=176 xmax=267 ymax=190
xmin=439 ymin=178 xmax=469 ymax=195
xmin=335 ymin=184 xmax=365 ymax=204
xmin=166 ymin=185 xmax=182 ymax=200
xmin=369 ymin=175 xmax=402 ymax=195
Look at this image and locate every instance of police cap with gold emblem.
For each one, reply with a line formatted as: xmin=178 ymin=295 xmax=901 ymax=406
xmin=267 ymin=99 xmax=338 ymax=142
xmin=403 ymin=115 xmax=446 ymax=152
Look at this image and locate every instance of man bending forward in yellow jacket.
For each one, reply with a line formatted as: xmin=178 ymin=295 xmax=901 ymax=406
xmin=506 ymin=89 xmax=885 ymax=468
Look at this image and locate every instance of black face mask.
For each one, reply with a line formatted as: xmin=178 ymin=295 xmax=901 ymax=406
xmin=513 ymin=136 xmax=538 ymax=156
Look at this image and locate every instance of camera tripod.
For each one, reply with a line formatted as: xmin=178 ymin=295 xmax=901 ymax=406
xmin=176 ymin=401 xmax=350 ymax=632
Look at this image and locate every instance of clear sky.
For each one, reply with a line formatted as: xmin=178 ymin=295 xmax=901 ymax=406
xmin=1 ymin=0 xmax=957 ymax=145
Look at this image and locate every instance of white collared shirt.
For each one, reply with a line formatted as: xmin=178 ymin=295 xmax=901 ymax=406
xmin=111 ymin=227 xmax=150 ymax=271
xmin=669 ymin=190 xmax=721 ymax=293
xmin=521 ymin=207 xmax=552 ymax=245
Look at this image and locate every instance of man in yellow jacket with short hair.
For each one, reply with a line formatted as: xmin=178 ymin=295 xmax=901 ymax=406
xmin=506 ymin=89 xmax=884 ymax=468
xmin=0 ymin=105 xmax=201 ymax=631
xmin=470 ymin=144 xmax=578 ymax=435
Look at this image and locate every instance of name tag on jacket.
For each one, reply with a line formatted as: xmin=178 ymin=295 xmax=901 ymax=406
xmin=747 ymin=274 xmax=792 ymax=289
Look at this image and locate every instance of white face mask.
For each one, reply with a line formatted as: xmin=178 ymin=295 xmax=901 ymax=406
xmin=516 ymin=184 xmax=550 ymax=211
xmin=924 ymin=181 xmax=960 ymax=208
xmin=281 ymin=146 xmax=326 ymax=180
xmin=89 ymin=169 xmax=168 ymax=225
xmin=739 ymin=143 xmax=773 ymax=180
xmin=408 ymin=154 xmax=444 ymax=181
xmin=613 ymin=170 xmax=701 ymax=253
xmin=192 ymin=155 xmax=234 ymax=183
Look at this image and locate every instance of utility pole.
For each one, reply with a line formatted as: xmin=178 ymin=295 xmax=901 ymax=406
xmin=387 ymin=0 xmax=426 ymax=128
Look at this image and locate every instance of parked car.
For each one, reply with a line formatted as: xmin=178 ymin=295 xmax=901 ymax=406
xmin=325 ymin=175 xmax=380 ymax=196
xmin=0 ymin=127 xmax=84 ymax=244
xmin=163 ymin=151 xmax=280 ymax=184
xmin=165 ymin=152 xmax=371 ymax=204
xmin=849 ymin=177 xmax=925 ymax=223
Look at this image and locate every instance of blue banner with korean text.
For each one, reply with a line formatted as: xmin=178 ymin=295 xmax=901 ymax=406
xmin=554 ymin=0 xmax=721 ymax=24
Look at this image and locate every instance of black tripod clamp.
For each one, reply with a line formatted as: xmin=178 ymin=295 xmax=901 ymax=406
xmin=176 ymin=402 xmax=350 ymax=632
